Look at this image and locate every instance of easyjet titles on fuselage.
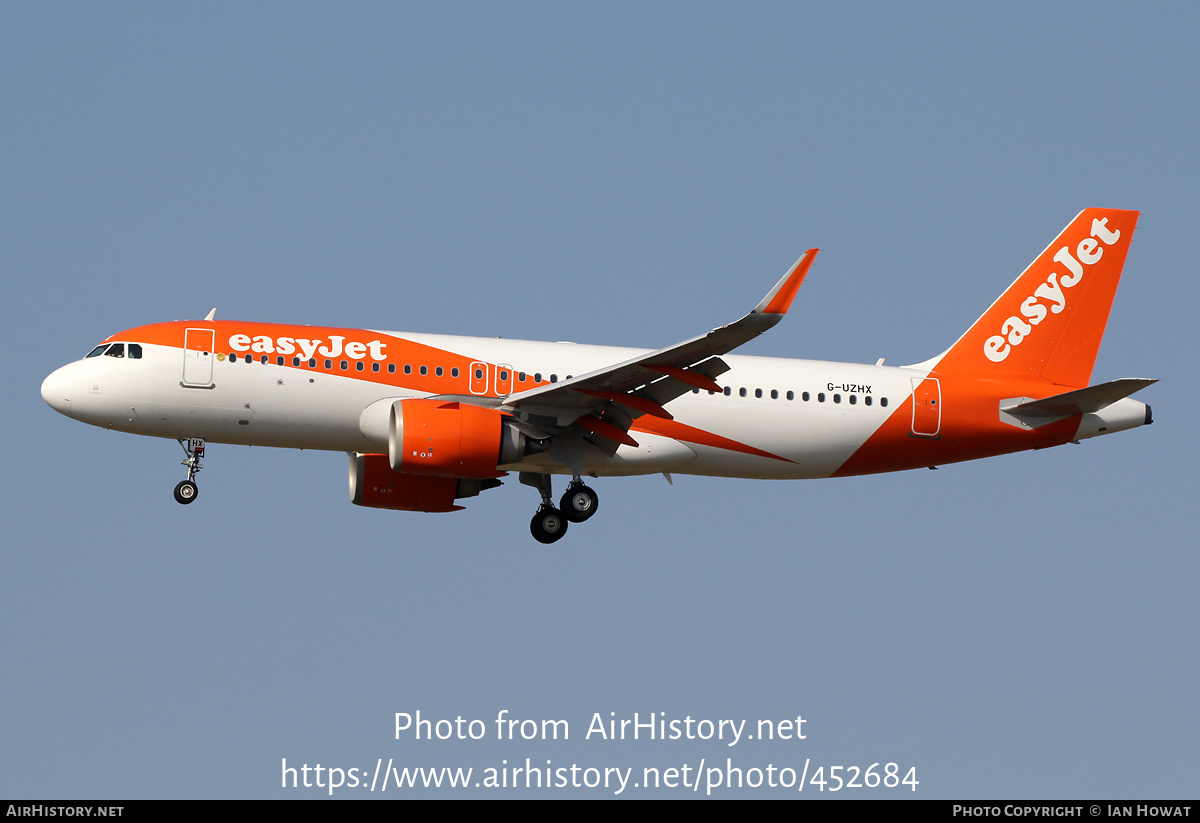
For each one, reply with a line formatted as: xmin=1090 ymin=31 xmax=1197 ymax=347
xmin=228 ymin=333 xmax=388 ymax=362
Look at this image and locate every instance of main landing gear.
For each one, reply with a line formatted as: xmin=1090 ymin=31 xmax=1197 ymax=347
xmin=522 ymin=473 xmax=599 ymax=544
xmin=174 ymin=438 xmax=204 ymax=505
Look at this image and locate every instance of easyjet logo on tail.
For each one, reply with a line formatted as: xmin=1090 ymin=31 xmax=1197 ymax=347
xmin=983 ymin=218 xmax=1122 ymax=363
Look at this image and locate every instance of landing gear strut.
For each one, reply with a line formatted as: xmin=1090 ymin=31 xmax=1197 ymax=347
xmin=174 ymin=438 xmax=204 ymax=505
xmin=522 ymin=472 xmax=567 ymax=544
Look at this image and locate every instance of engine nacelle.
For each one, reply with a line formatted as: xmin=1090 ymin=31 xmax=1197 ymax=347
xmin=388 ymin=399 xmax=526 ymax=479
xmin=349 ymin=453 xmax=501 ymax=513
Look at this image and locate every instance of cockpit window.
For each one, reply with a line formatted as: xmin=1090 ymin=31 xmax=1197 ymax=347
xmin=85 ymin=342 xmax=142 ymax=360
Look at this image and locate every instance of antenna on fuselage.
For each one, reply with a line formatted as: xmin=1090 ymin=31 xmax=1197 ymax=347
xmin=204 ymin=308 xmax=216 ymax=321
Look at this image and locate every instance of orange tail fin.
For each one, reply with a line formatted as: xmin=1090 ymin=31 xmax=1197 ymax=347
xmin=932 ymin=208 xmax=1139 ymax=387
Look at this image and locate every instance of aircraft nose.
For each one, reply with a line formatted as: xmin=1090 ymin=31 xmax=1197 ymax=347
xmin=41 ymin=366 xmax=73 ymax=414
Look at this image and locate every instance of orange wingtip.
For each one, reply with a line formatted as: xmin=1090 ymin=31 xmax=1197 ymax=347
xmin=761 ymin=248 xmax=818 ymax=315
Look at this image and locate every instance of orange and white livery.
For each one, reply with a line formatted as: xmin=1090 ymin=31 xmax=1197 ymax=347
xmin=41 ymin=209 xmax=1154 ymax=542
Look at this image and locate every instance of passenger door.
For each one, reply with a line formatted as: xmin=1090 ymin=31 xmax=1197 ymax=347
xmin=182 ymin=328 xmax=215 ymax=387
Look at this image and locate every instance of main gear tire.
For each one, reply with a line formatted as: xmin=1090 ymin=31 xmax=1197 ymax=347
xmin=560 ymin=484 xmax=598 ymax=523
xmin=530 ymin=507 xmax=568 ymax=544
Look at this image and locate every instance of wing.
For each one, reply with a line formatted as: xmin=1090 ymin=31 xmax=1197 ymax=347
xmin=501 ymin=249 xmax=818 ymax=446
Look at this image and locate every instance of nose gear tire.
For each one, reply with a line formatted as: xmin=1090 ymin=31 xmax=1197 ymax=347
xmin=174 ymin=480 xmax=198 ymax=504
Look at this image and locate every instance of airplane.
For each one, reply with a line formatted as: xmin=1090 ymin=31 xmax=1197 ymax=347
xmin=41 ymin=208 xmax=1154 ymax=543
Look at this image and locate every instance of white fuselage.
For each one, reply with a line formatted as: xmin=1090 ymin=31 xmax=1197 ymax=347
xmin=42 ymin=332 xmax=922 ymax=480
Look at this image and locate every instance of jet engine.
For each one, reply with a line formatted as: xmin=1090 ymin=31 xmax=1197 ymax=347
xmin=348 ymin=453 xmax=501 ymax=513
xmin=388 ymin=399 xmax=531 ymax=478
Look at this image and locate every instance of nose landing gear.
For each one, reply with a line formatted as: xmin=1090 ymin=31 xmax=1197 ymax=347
xmin=174 ymin=438 xmax=204 ymax=505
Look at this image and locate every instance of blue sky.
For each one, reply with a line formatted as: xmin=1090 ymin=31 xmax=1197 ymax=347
xmin=2 ymin=3 xmax=1196 ymax=798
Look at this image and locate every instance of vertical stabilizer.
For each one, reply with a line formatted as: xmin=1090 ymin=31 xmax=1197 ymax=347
xmin=932 ymin=209 xmax=1139 ymax=387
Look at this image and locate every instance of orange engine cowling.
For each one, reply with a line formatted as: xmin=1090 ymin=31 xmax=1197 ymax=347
xmin=388 ymin=399 xmax=524 ymax=479
xmin=349 ymin=453 xmax=501 ymax=513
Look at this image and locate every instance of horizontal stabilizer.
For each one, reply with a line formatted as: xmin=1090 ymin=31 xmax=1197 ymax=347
xmin=1002 ymin=378 xmax=1157 ymax=418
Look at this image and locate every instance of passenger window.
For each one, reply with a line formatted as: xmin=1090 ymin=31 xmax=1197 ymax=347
xmin=452 ymin=368 xmax=460 ymax=378
xmin=277 ymin=356 xmax=285 ymax=365
xmin=86 ymin=345 xmax=109 ymax=358
xmin=534 ymin=373 xmax=542 ymax=382
xmin=754 ymin=388 xmax=763 ymax=398
xmin=388 ymin=364 xmax=396 ymax=373
xmin=420 ymin=365 xmax=428 ymax=376
xmin=104 ymin=343 xmax=125 ymax=358
xmin=500 ymin=370 xmax=509 ymax=381
xmin=739 ymin=388 xmax=747 ymax=397
xmin=324 ymin=359 xmax=332 ymax=369
xmin=834 ymin=394 xmax=841 ymax=403
xmin=818 ymin=393 xmax=825 ymax=402
xmin=550 ymin=374 xmax=558 ymax=383
xmin=128 ymin=344 xmax=143 ymax=359
xmin=881 ymin=397 xmax=889 ymax=407
xmin=723 ymin=386 xmax=731 ymax=396
xmin=293 ymin=357 xmax=301 ymax=367
xmin=771 ymin=389 xmax=778 ymax=399
xmin=340 ymin=361 xmax=348 ymax=370
xmin=404 ymin=364 xmax=412 ymax=374
xmin=436 ymin=366 xmax=444 ymax=377
xmin=372 ymin=363 xmax=380 ymax=372
xmin=356 ymin=362 xmax=364 ymax=371
xmin=261 ymin=355 xmax=268 ymax=364
xmin=865 ymin=396 xmax=872 ymax=406
xmin=849 ymin=395 xmax=857 ymax=405
xmin=518 ymin=372 xmax=526 ymax=382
